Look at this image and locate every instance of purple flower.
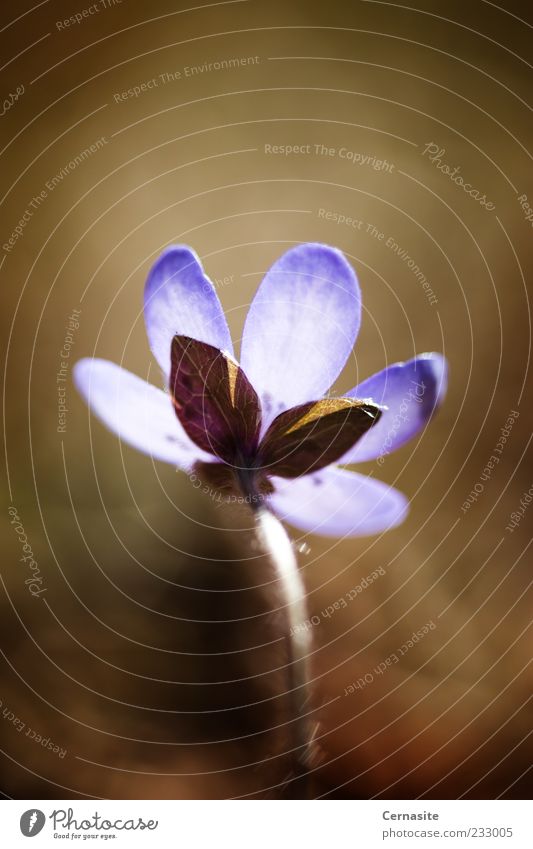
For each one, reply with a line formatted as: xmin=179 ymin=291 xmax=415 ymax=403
xmin=74 ymin=243 xmax=447 ymax=537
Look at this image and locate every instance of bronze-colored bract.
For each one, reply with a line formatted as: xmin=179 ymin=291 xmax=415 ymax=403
xmin=170 ymin=335 xmax=261 ymax=464
xmin=257 ymin=398 xmax=381 ymax=478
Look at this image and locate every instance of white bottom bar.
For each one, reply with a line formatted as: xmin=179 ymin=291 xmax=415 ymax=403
xmin=1 ymin=799 xmax=531 ymax=848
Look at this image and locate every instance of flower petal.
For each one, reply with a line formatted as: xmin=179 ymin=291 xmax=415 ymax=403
xmin=144 ymin=246 xmax=233 ymax=376
xmin=240 ymin=243 xmax=361 ymax=427
xmin=73 ymin=358 xmax=212 ymax=468
xmin=268 ymin=466 xmax=409 ymax=537
xmin=341 ymin=353 xmax=448 ymax=464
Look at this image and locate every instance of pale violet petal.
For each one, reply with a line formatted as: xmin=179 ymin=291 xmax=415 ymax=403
xmin=144 ymin=245 xmax=233 ymax=377
xmin=240 ymin=244 xmax=361 ymax=428
xmin=268 ymin=466 xmax=409 ymax=537
xmin=341 ymin=353 xmax=448 ymax=463
xmin=73 ymin=358 xmax=212 ymax=468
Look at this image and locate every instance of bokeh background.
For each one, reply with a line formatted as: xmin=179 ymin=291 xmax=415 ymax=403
xmin=1 ymin=0 xmax=532 ymax=799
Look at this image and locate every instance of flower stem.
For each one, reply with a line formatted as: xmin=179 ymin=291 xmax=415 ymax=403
xmin=254 ymin=506 xmax=314 ymax=798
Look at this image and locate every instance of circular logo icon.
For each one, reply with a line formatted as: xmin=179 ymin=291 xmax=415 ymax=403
xmin=20 ymin=810 xmax=46 ymax=837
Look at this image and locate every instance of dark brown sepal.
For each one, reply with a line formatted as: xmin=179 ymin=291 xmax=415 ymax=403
xmin=257 ymin=397 xmax=381 ymax=478
xmin=170 ymin=335 xmax=261 ymax=464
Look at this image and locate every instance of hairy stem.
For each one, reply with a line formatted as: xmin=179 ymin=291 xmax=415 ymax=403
xmin=254 ymin=506 xmax=314 ymax=798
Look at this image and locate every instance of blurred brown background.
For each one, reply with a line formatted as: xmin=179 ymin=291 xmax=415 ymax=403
xmin=1 ymin=0 xmax=532 ymax=799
